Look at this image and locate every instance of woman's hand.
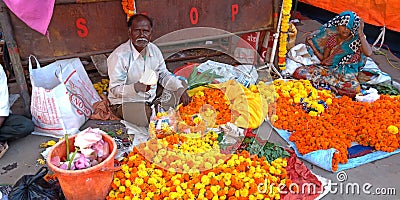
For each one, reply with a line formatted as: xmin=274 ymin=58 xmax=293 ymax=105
xmin=306 ymin=35 xmax=314 ymax=47
xmin=357 ymin=19 xmax=373 ymax=57
xmin=358 ymin=19 xmax=365 ymax=37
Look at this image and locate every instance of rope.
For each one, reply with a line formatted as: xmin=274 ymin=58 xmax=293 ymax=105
xmin=373 ymin=50 xmax=400 ymax=71
xmin=372 ymin=26 xmax=386 ymax=52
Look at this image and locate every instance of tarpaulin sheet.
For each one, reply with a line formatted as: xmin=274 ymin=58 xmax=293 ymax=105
xmin=299 ymin=0 xmax=400 ymax=33
xmin=274 ymin=127 xmax=400 ymax=172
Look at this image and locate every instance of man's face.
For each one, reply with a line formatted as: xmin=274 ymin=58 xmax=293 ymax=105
xmin=129 ymin=18 xmax=152 ymax=52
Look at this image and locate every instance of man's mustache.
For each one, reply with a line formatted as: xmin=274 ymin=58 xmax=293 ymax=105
xmin=136 ymin=38 xmax=149 ymax=42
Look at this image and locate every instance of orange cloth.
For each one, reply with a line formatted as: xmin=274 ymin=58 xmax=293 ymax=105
xmin=90 ymin=94 xmax=120 ymax=121
xmin=300 ymin=0 xmax=400 ymax=32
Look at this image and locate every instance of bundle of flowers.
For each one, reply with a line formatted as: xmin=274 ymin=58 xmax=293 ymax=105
xmin=93 ymin=79 xmax=109 ymax=96
xmin=107 ymin=131 xmax=291 ymax=200
xmin=50 ymin=128 xmax=110 ymax=170
xmin=177 ymin=87 xmax=232 ymax=131
xmin=149 ymin=110 xmax=177 ymax=139
xmin=272 ymin=79 xmax=333 ymax=117
xmin=272 ymin=80 xmax=400 ymax=171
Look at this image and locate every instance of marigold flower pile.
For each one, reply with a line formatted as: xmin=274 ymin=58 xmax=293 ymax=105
xmin=272 ymin=80 xmax=400 ymax=171
xmin=178 ymin=88 xmax=232 ymax=127
xmin=107 ymin=131 xmax=291 ymax=200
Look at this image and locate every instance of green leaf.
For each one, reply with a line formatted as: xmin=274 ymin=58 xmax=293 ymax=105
xmin=217 ymin=132 xmax=224 ymax=143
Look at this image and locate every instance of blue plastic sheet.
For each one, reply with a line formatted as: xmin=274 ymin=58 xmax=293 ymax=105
xmin=274 ymin=128 xmax=400 ymax=172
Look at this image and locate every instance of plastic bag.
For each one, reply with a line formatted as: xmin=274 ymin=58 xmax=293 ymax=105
xmin=8 ymin=167 xmax=65 ymax=200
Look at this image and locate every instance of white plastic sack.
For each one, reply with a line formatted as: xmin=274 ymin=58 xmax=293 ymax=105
xmin=361 ymin=57 xmax=392 ymax=85
xmin=283 ymin=44 xmax=320 ymax=76
xmin=355 ymin=88 xmax=380 ymax=103
xmin=197 ymin=60 xmax=258 ymax=87
xmin=29 ymin=56 xmax=101 ymax=138
xmin=287 ymin=44 xmax=320 ymax=66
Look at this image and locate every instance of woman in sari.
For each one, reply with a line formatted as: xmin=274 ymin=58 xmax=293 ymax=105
xmin=293 ymin=11 xmax=373 ymax=97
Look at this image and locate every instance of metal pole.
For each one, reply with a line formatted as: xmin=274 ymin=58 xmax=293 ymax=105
xmin=0 ymin=1 xmax=31 ymax=117
xmin=258 ymin=0 xmax=283 ymax=79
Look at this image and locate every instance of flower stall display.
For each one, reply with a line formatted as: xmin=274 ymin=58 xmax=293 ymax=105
xmin=107 ymin=131 xmax=292 ymax=200
xmin=50 ymin=128 xmax=110 ymax=170
xmin=271 ymin=79 xmax=400 ymax=171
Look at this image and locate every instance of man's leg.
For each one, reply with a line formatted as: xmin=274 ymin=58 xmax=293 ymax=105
xmin=0 ymin=114 xmax=34 ymax=141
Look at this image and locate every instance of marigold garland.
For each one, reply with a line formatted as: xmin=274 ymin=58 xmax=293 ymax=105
xmin=272 ymin=80 xmax=400 ymax=171
xmin=121 ymin=0 xmax=136 ymax=20
xmin=278 ymin=0 xmax=293 ymax=71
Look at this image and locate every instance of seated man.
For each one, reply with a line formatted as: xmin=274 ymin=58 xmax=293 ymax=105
xmin=0 ymin=64 xmax=34 ymax=152
xmin=107 ymin=14 xmax=190 ymax=126
xmin=293 ymin=11 xmax=373 ymax=98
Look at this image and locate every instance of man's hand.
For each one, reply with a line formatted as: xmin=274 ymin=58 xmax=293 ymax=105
xmin=177 ymin=88 xmax=190 ymax=106
xmin=134 ymin=82 xmax=151 ymax=93
xmin=0 ymin=116 xmax=5 ymax=128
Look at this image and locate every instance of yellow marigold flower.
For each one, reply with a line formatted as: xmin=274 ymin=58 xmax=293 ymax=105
xmin=195 ymin=183 xmax=205 ymax=189
xmin=181 ymin=182 xmax=188 ymax=189
xmin=235 ymin=190 xmax=240 ymax=197
xmin=205 ymin=162 xmax=212 ymax=169
xmin=134 ymin=177 xmax=144 ymax=185
xmin=47 ymin=140 xmax=56 ymax=146
xmin=201 ymin=175 xmax=210 ymax=185
xmin=108 ymin=190 xmax=115 ymax=198
xmin=269 ymin=166 xmax=276 ymax=174
xmin=124 ymin=179 xmax=132 ymax=187
xmin=147 ymin=192 xmax=154 ymax=198
xmin=113 ymin=178 xmax=121 ymax=187
xmin=388 ymin=125 xmax=399 ymax=134
xmin=308 ymin=111 xmax=318 ymax=117
xmin=119 ymin=185 xmax=126 ymax=193
xmin=293 ymin=96 xmax=301 ymax=104
xmin=210 ymin=185 xmax=219 ymax=195
xmin=36 ymin=158 xmax=45 ymax=165
xmin=315 ymin=104 xmax=325 ymax=113
xmin=173 ymin=179 xmax=181 ymax=186
xmin=240 ymin=188 xmax=249 ymax=197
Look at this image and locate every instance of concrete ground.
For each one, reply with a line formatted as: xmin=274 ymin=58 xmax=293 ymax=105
xmin=1 ymin=19 xmax=399 ymax=200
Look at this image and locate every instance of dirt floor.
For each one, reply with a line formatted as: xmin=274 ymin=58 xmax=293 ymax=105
xmin=1 ymin=18 xmax=400 ymax=200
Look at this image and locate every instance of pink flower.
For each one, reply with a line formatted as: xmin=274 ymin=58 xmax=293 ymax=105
xmin=74 ymin=154 xmax=91 ymax=170
xmin=50 ymin=156 xmax=61 ymax=167
xmin=92 ymin=139 xmax=110 ymax=160
xmin=74 ymin=128 xmax=102 ymax=149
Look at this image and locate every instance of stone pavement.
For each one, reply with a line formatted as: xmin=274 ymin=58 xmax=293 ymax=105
xmin=1 ymin=19 xmax=399 ymax=200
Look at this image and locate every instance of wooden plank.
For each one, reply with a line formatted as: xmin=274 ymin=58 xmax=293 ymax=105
xmin=0 ymin=2 xmax=31 ymax=116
